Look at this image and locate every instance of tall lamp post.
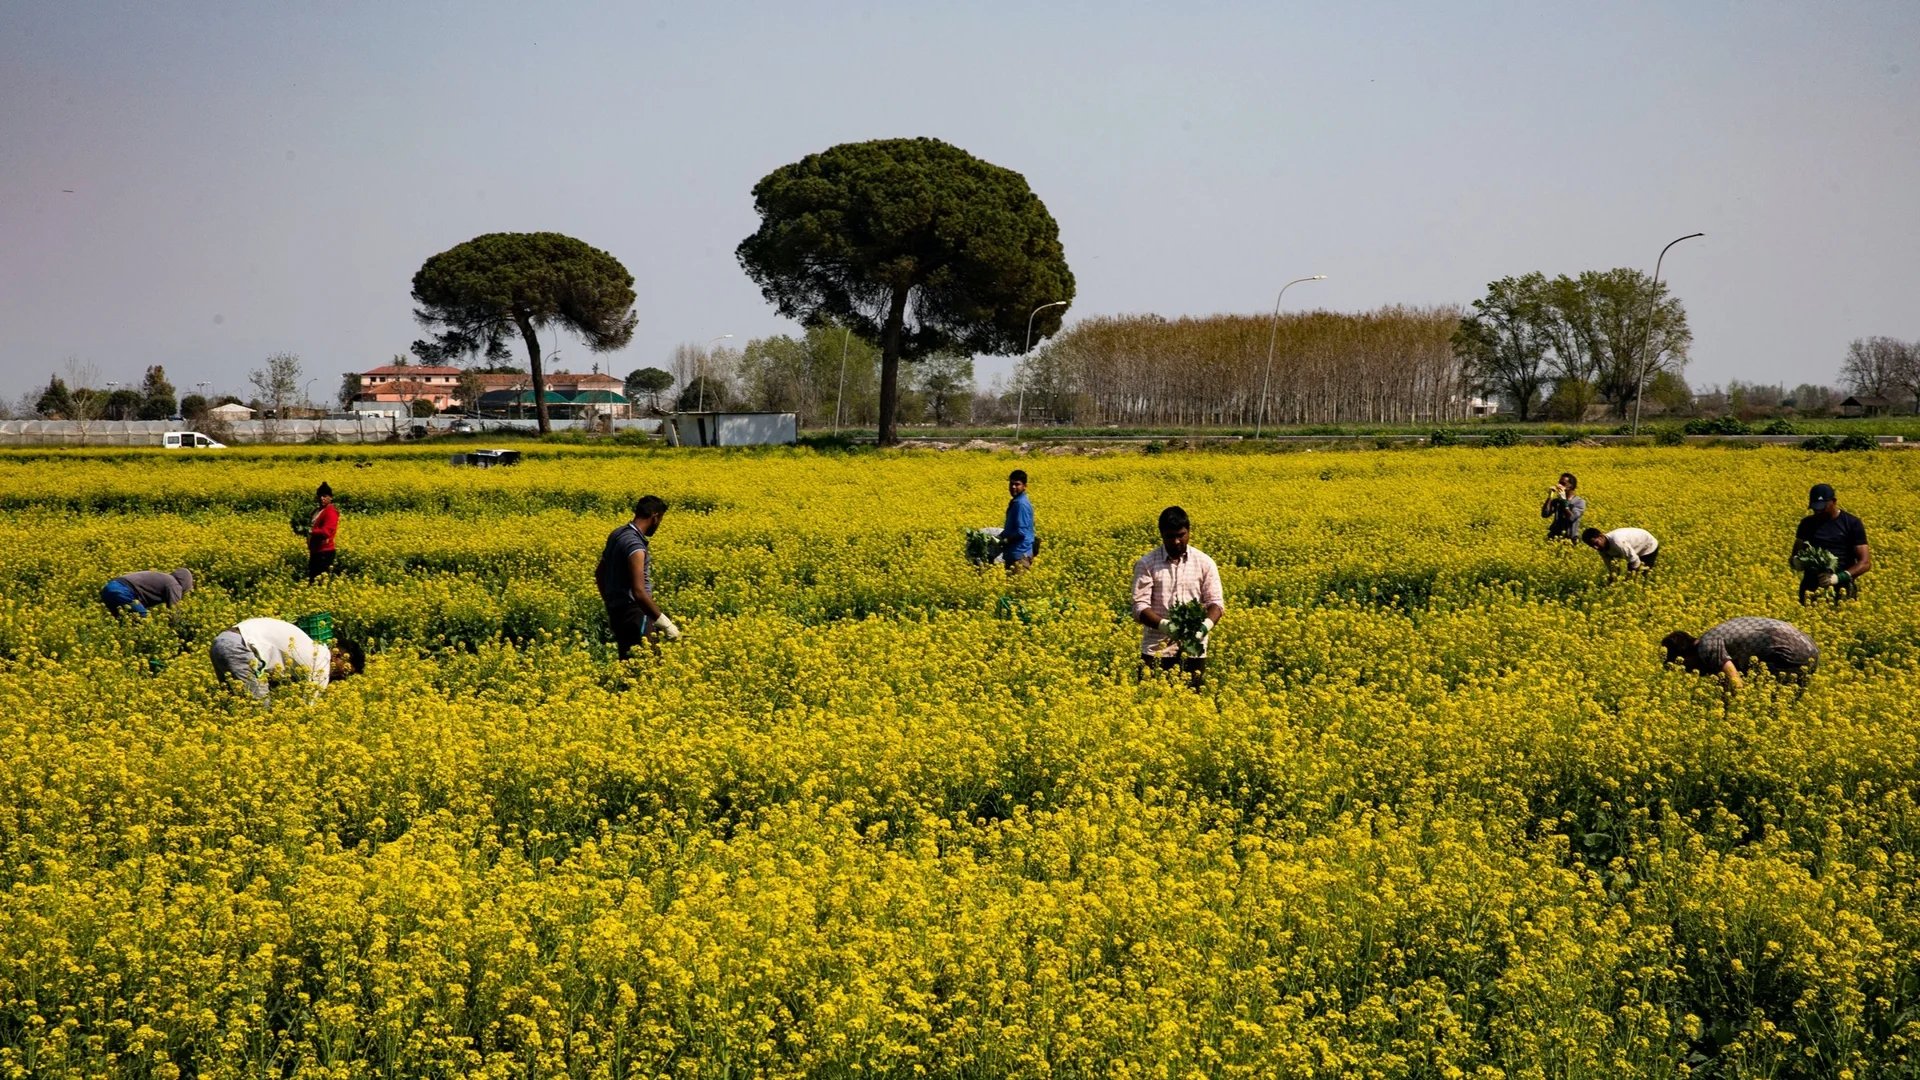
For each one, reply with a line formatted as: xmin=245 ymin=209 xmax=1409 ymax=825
xmin=1630 ymin=233 xmax=1703 ymax=436
xmin=1014 ymin=300 xmax=1069 ymax=442
xmin=833 ymin=326 xmax=852 ymax=435
xmin=696 ymin=334 xmax=733 ymax=413
xmin=1255 ymin=275 xmax=1325 ymax=437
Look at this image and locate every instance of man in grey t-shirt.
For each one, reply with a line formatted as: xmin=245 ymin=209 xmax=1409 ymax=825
xmin=1663 ymin=617 xmax=1818 ymax=689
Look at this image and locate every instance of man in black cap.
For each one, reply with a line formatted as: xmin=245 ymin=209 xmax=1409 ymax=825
xmin=1792 ymin=483 xmax=1869 ymax=602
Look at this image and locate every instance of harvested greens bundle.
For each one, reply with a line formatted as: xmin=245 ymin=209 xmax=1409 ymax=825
xmin=965 ymin=527 xmax=1003 ymax=565
xmin=1163 ymin=599 xmax=1211 ymax=657
xmin=1791 ymin=542 xmax=1840 ymax=578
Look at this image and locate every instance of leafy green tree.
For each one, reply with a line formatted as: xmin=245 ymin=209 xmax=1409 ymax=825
xmin=102 ymin=389 xmax=145 ymax=420
xmin=411 ymin=398 xmax=437 ymax=418
xmin=737 ymin=138 xmax=1074 ymax=445
xmin=1453 ymin=273 xmax=1552 ymax=420
xmin=138 ymin=365 xmax=177 ymax=420
xmin=736 ymin=322 xmax=881 ymax=427
xmin=1542 ymin=270 xmax=1690 ymax=417
xmin=179 ymin=393 xmax=209 ymax=421
xmin=411 ymin=232 xmax=637 ymax=434
xmin=1646 ymin=370 xmax=1694 ymax=416
xmin=674 ymin=376 xmax=732 ymax=412
xmin=916 ymin=353 xmax=975 ymax=425
xmin=338 ymin=373 xmax=363 ymax=410
xmin=36 ymin=376 xmax=73 ymax=419
xmin=625 ymin=367 xmax=675 ymax=412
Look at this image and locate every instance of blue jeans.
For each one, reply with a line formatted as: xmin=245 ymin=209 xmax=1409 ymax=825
xmin=101 ymin=580 xmax=148 ymax=616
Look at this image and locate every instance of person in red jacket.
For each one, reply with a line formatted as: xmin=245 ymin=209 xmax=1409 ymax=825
xmin=307 ymin=482 xmax=339 ymax=581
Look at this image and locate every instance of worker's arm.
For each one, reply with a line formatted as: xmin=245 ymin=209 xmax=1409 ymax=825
xmin=1844 ymin=544 xmax=1870 ymax=579
xmin=1720 ymin=660 xmax=1743 ymax=691
xmin=1624 ymin=547 xmax=1641 ymax=573
xmin=628 ymin=550 xmax=664 ymax=620
xmin=1133 ymin=565 xmax=1162 ymax=627
xmin=1200 ymin=560 xmax=1226 ymax=626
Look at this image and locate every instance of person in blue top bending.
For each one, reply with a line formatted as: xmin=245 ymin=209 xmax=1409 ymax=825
xmin=1001 ymin=469 xmax=1036 ymax=572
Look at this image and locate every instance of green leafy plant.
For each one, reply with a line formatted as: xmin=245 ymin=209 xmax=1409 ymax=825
xmin=1840 ymin=433 xmax=1878 ymax=452
xmin=1484 ymin=428 xmax=1522 ymax=448
xmin=1685 ymin=416 xmax=1751 ymax=436
xmin=1800 ymin=435 xmax=1841 ymax=453
xmin=1163 ymin=599 xmax=1211 ymax=657
xmin=1428 ymin=429 xmax=1460 ymax=447
xmin=1762 ymin=419 xmax=1797 ymax=435
xmin=965 ymin=528 xmax=1002 ymax=565
xmin=1654 ymin=427 xmax=1687 ymax=446
xmin=1791 ymin=542 xmax=1840 ymax=577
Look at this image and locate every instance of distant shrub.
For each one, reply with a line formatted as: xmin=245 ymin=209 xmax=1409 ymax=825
xmin=1654 ymin=427 xmax=1687 ymax=446
xmin=1685 ymin=416 xmax=1751 ymax=436
xmin=1428 ymin=429 xmax=1460 ymax=447
xmin=1800 ymin=435 xmax=1841 ymax=453
xmin=1484 ymin=429 xmax=1522 ymax=448
xmin=1762 ymin=419 xmax=1797 ymax=435
xmin=1840 ymin=433 xmax=1878 ymax=452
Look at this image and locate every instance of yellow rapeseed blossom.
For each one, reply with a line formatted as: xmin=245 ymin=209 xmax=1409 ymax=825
xmin=0 ymin=443 xmax=1915 ymax=1077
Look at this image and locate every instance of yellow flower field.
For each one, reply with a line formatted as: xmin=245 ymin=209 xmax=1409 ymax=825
xmin=0 ymin=444 xmax=1915 ymax=1079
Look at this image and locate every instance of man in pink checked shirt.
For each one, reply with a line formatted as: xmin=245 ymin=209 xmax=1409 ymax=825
xmin=1132 ymin=505 xmax=1226 ymax=689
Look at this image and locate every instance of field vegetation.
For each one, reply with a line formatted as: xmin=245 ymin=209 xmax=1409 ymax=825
xmin=1 ymin=445 xmax=1916 ymax=1078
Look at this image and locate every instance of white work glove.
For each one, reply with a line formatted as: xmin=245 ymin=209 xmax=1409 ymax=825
xmin=654 ymin=614 xmax=682 ymax=641
xmin=1197 ymin=617 xmax=1214 ymax=646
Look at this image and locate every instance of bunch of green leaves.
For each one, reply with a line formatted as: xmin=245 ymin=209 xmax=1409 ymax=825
xmin=965 ymin=528 xmax=1001 ymax=565
xmin=1163 ymin=599 xmax=1210 ymax=656
xmin=1791 ymin=542 xmax=1840 ymax=576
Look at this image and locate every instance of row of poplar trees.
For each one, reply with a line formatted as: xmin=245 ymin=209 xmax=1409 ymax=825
xmin=404 ymin=136 xmax=1689 ymax=440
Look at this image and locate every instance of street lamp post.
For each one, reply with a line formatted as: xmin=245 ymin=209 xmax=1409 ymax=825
xmin=1630 ymin=233 xmax=1704 ymax=436
xmin=833 ymin=326 xmax=852 ymax=435
xmin=1014 ymin=301 xmax=1069 ymax=442
xmin=696 ymin=334 xmax=734 ymax=413
xmin=1255 ymin=275 xmax=1326 ymax=437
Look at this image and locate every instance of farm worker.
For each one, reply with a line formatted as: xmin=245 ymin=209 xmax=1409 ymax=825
xmin=1581 ymin=527 xmax=1659 ymax=577
xmin=1540 ymin=472 xmax=1585 ymax=543
xmin=1792 ymin=483 xmax=1869 ymax=595
xmin=209 ymin=617 xmax=363 ymax=702
xmin=100 ymin=567 xmax=194 ymax=617
xmin=596 ymin=494 xmax=679 ymax=659
xmin=1132 ymin=505 xmax=1225 ymax=689
xmin=307 ymin=482 xmax=339 ymax=581
xmin=1001 ymin=469 xmax=1036 ymax=571
xmin=1662 ymin=617 xmax=1818 ymax=691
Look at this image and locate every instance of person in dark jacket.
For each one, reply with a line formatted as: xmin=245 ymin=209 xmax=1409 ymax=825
xmin=595 ymin=495 xmax=678 ymax=659
xmin=306 ymin=482 xmax=339 ymax=581
xmin=101 ymin=567 xmax=195 ymax=617
xmin=1540 ymin=472 xmax=1585 ymax=542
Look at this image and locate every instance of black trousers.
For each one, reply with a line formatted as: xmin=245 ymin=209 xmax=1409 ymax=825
xmin=609 ymin=606 xmax=652 ymax=660
xmin=306 ymin=549 xmax=336 ymax=581
xmin=1143 ymin=654 xmax=1207 ymax=689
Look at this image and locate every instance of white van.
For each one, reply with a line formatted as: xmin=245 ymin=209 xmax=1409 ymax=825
xmin=163 ymin=431 xmax=226 ymax=449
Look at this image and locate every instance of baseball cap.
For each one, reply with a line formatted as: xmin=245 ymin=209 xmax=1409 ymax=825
xmin=1808 ymin=483 xmax=1835 ymax=510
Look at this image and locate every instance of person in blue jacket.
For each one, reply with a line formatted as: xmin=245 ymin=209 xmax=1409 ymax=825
xmin=1001 ymin=469 xmax=1036 ymax=572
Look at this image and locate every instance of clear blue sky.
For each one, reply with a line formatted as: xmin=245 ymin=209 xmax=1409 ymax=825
xmin=3 ymin=1 xmax=1915 ymax=403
